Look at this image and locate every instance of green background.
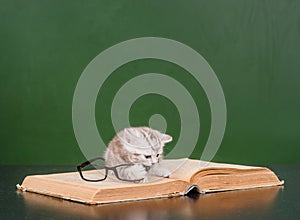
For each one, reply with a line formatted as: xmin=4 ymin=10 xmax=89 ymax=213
xmin=1 ymin=0 xmax=299 ymax=165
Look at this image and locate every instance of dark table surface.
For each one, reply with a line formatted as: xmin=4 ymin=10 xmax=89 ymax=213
xmin=1 ymin=165 xmax=299 ymax=220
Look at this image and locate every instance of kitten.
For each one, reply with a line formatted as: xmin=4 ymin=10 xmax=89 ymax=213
xmin=104 ymin=126 xmax=172 ymax=182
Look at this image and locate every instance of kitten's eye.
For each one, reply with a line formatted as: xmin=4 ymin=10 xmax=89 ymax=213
xmin=144 ymin=155 xmax=151 ymax=159
xmin=156 ymin=154 xmax=160 ymax=157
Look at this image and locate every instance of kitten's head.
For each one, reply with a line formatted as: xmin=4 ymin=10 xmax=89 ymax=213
xmin=118 ymin=127 xmax=172 ymax=167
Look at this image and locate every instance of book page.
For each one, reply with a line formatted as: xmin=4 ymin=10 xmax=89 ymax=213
xmin=160 ymin=158 xmax=201 ymax=181
xmin=32 ymin=170 xmax=179 ymax=189
xmin=160 ymin=158 xmax=261 ymax=182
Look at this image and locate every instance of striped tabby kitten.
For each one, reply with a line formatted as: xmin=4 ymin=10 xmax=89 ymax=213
xmin=104 ymin=127 xmax=172 ymax=182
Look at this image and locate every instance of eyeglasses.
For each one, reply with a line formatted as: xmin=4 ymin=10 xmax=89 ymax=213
xmin=77 ymin=157 xmax=145 ymax=183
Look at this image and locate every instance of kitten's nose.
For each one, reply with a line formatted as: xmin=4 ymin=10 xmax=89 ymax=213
xmin=151 ymin=162 xmax=156 ymax=165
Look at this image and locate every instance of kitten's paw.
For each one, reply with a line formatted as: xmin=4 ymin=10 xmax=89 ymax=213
xmin=157 ymin=167 xmax=171 ymax=178
xmin=125 ymin=164 xmax=147 ymax=182
xmin=150 ymin=165 xmax=171 ymax=178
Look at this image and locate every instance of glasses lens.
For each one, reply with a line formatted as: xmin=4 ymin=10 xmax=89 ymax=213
xmin=81 ymin=159 xmax=106 ymax=181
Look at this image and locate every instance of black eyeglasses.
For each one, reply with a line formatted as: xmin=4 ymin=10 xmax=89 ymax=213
xmin=77 ymin=157 xmax=145 ymax=183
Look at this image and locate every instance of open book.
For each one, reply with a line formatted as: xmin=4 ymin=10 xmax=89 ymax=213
xmin=17 ymin=158 xmax=284 ymax=205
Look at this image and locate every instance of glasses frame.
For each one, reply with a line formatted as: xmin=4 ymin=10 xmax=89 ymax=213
xmin=77 ymin=157 xmax=145 ymax=183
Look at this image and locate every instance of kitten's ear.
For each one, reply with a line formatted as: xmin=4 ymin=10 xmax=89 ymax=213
xmin=160 ymin=133 xmax=173 ymax=144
